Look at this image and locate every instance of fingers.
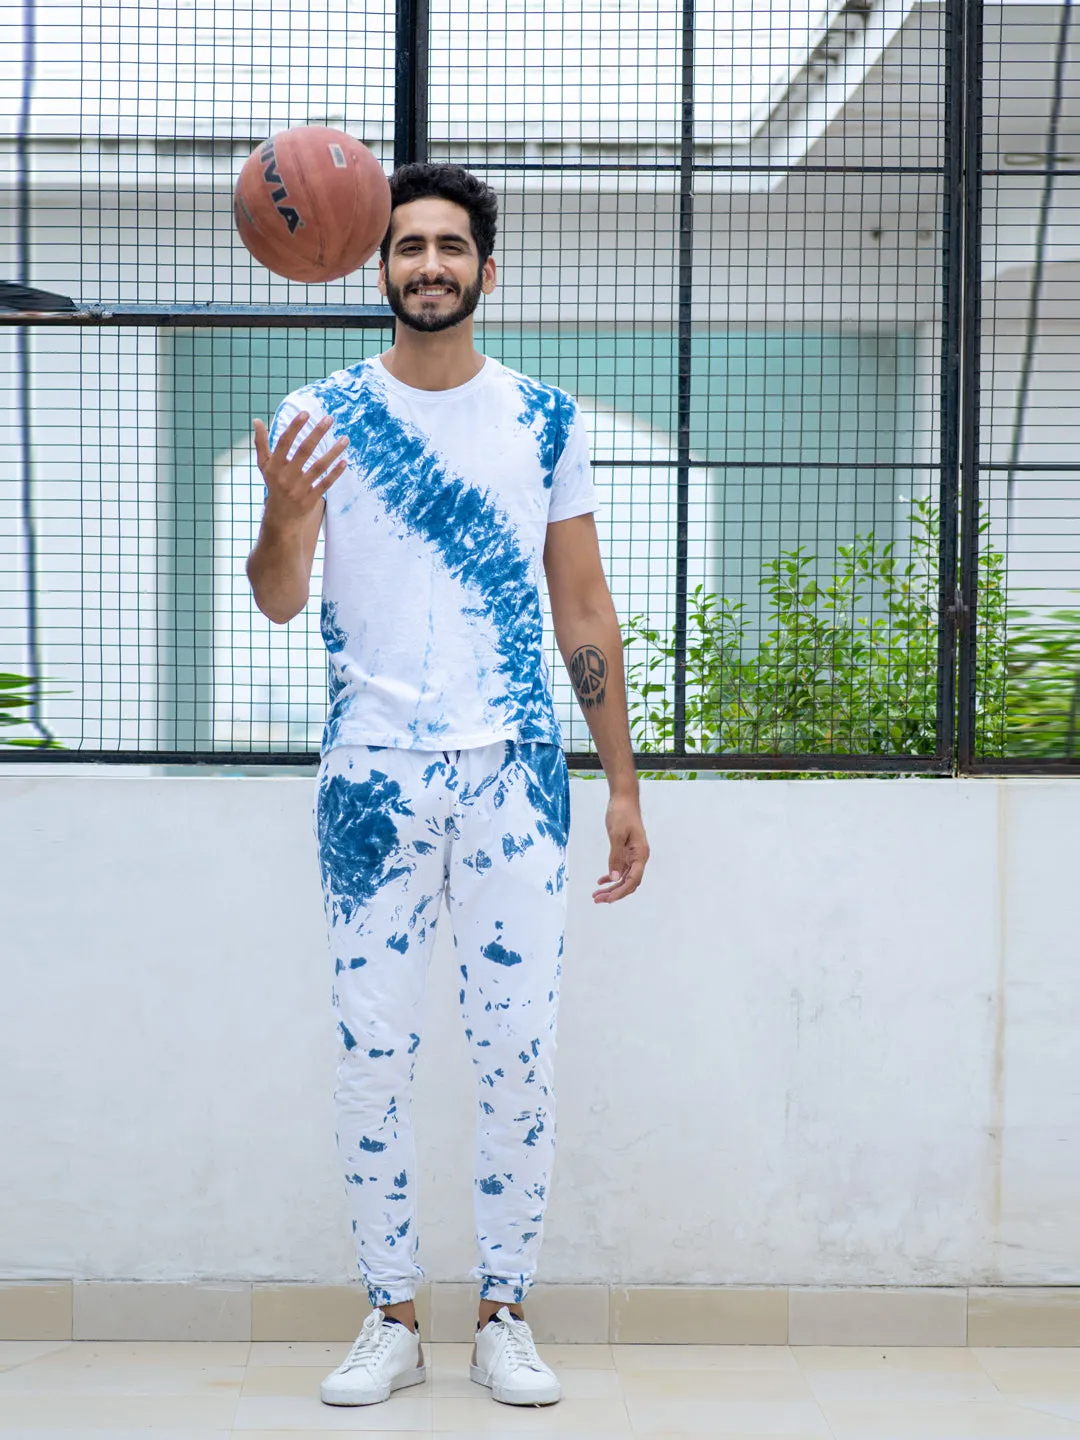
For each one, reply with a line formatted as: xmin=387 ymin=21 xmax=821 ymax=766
xmin=591 ymin=857 xmax=645 ymax=904
xmin=315 ymin=457 xmax=348 ymax=496
xmin=258 ymin=410 xmax=350 ymax=509
xmin=308 ymin=435 xmax=349 ymax=480
xmin=293 ymin=414 xmax=335 ymax=466
xmin=270 ymin=410 xmax=311 ymax=462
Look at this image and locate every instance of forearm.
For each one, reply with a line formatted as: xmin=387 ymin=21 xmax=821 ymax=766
xmin=554 ymin=601 xmax=637 ymax=797
xmin=246 ymin=511 xmax=313 ymax=624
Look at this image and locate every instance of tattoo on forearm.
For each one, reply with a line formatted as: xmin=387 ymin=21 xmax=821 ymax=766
xmin=569 ymin=644 xmax=608 ymax=710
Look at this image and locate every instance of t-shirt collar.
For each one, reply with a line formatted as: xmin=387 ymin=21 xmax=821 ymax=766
xmin=371 ymin=354 xmax=493 ymax=402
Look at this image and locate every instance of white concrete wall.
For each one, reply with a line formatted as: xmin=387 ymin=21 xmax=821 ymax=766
xmin=2 ymin=770 xmax=1078 ymax=1287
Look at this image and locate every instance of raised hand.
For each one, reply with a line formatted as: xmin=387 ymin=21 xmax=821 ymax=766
xmin=252 ymin=412 xmax=349 ymax=525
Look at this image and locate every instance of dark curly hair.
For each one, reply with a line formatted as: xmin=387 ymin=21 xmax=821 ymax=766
xmin=380 ymin=164 xmax=499 ymax=266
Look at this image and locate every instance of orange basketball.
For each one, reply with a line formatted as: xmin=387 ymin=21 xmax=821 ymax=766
xmin=233 ymin=127 xmax=391 ymax=283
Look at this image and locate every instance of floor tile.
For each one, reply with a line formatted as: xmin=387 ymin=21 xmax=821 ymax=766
xmin=0 ymin=1342 xmax=72 ymax=1371
xmin=27 ymin=1342 xmax=252 ymax=1368
xmin=795 ymin=1346 xmax=986 ymax=1373
xmin=433 ymin=1395 xmax=632 ymax=1432
xmin=0 ymin=1431 xmax=230 ymax=1439
xmin=975 ymin=1349 xmax=1080 ymax=1375
xmin=977 ymin=1370 xmax=1080 ymax=1423
xmin=621 ymin=1370 xmax=821 ymax=1402
xmin=623 ymin=1395 xmax=832 ymax=1436
xmin=234 ymin=1433 xmax=425 ymax=1440
xmin=233 ymin=1432 xmax=422 ymax=1440
xmin=822 ymin=1398 xmax=1080 ymax=1438
xmin=429 ymin=1434 xmax=628 ymax=1440
xmin=248 ymin=1345 xmax=349 ymax=1370
xmin=614 ymin=1346 xmax=799 ymax=1373
xmin=0 ymin=1391 xmax=241 ymax=1427
xmin=233 ymin=1394 xmax=433 ymax=1430
xmin=792 ymin=1346 xmax=999 ymax=1403
xmin=0 ymin=1360 xmax=245 ymax=1396
xmin=621 ymin=1367 xmax=831 ymax=1434
xmin=531 ymin=1345 xmax=614 ymax=1371
xmin=241 ymin=1369 xmax=341 ymax=1399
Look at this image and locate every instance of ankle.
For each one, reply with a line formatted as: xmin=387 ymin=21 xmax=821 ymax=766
xmin=478 ymin=1302 xmax=524 ymax=1328
xmin=380 ymin=1302 xmax=418 ymax=1331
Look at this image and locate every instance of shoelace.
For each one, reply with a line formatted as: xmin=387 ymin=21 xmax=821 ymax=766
xmin=498 ymin=1314 xmax=544 ymax=1372
xmin=342 ymin=1311 xmax=398 ymax=1373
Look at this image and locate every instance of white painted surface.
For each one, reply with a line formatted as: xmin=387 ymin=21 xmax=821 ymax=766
xmin=1 ymin=771 xmax=1078 ymax=1286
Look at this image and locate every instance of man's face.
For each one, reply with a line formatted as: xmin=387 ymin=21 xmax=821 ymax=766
xmin=379 ymin=197 xmax=496 ymax=333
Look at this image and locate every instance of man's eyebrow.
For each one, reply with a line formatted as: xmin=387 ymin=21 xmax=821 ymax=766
xmin=392 ymin=230 xmax=472 ymax=247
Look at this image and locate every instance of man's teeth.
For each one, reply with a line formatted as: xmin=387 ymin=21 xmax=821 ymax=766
xmin=415 ymin=286 xmax=450 ymax=295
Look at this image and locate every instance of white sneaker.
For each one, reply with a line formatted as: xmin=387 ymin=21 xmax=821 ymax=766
xmin=320 ymin=1309 xmax=426 ymax=1406
xmin=470 ymin=1306 xmax=561 ymax=1406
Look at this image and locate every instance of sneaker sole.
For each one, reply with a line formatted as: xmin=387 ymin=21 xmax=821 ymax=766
xmin=321 ymin=1364 xmax=426 ymax=1407
xmin=469 ymin=1363 xmax=561 ymax=1406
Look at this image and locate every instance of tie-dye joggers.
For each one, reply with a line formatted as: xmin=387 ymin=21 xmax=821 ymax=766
xmin=315 ymin=739 xmax=569 ymax=1309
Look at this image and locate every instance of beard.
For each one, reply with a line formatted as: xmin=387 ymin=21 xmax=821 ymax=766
xmin=385 ymin=269 xmax=484 ymax=333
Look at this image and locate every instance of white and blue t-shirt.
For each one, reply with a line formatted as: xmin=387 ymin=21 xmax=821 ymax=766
xmin=269 ymin=356 xmax=597 ymax=754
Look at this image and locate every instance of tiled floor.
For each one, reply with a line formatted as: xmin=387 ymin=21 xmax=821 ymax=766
xmin=5 ymin=1339 xmax=1080 ymax=1436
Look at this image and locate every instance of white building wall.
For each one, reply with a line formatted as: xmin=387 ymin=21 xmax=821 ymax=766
xmin=2 ymin=770 xmax=1078 ymax=1288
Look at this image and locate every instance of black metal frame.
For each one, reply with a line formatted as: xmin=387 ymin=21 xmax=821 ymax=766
xmin=5 ymin=0 xmax=1073 ymax=776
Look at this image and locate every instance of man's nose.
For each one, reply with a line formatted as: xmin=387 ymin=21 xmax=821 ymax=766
xmin=419 ymin=245 xmax=443 ymax=276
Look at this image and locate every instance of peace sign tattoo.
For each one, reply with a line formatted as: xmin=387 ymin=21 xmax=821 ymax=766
xmin=569 ymin=644 xmax=608 ymax=710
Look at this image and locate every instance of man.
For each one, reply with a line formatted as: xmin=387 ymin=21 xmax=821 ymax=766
xmin=247 ymin=163 xmax=649 ymax=1409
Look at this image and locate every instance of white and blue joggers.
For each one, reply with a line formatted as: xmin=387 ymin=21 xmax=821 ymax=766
xmin=315 ymin=739 xmax=569 ymax=1309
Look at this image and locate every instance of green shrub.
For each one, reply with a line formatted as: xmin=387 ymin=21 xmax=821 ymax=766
xmin=625 ymin=496 xmax=1080 ymax=761
xmin=0 ymin=672 xmax=61 ymax=749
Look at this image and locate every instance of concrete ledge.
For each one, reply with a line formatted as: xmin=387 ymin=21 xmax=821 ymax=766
xmin=788 ymin=1286 xmax=967 ymax=1346
xmin=611 ymin=1286 xmax=788 ymax=1344
xmin=252 ymin=1282 xmax=430 ymax=1341
xmin=0 ymin=1283 xmax=72 ymax=1341
xmin=3 ymin=1283 xmax=1079 ymax=1344
xmin=72 ymin=1283 xmax=250 ymax=1341
xmin=968 ymin=1287 xmax=1080 ymax=1346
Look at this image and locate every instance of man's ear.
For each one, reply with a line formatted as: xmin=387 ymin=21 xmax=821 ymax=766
xmin=377 ymin=258 xmax=388 ymax=296
xmin=481 ymin=256 xmax=497 ymax=296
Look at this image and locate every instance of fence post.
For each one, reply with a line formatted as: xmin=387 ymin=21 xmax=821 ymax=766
xmin=956 ymin=0 xmax=983 ymax=771
xmin=673 ymin=0 xmax=695 ymax=755
xmin=395 ymin=0 xmax=429 ymax=170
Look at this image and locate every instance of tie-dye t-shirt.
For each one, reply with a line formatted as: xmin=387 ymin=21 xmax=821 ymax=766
xmin=268 ymin=355 xmax=597 ymax=754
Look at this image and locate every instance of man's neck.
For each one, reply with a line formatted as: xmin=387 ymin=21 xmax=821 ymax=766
xmin=380 ymin=321 xmax=485 ymax=392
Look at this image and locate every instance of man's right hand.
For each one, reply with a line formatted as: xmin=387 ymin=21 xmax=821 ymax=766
xmin=253 ymin=412 xmax=349 ymax=526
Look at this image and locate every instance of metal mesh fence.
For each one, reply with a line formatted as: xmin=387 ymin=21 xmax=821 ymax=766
xmin=0 ymin=0 xmax=1074 ymax=771
xmin=975 ymin=3 xmax=1080 ymax=767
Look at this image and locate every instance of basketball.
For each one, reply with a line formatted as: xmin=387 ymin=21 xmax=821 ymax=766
xmin=233 ymin=127 xmax=391 ymax=283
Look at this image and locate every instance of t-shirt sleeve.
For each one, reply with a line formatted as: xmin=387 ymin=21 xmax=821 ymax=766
xmin=547 ymin=400 xmax=598 ymax=523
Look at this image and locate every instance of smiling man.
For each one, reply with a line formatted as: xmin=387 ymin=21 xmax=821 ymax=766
xmin=247 ymin=163 xmax=649 ymax=1410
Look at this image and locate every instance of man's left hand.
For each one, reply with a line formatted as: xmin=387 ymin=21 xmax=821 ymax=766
xmin=593 ymin=795 xmax=650 ymax=903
